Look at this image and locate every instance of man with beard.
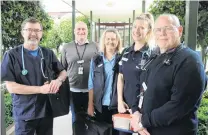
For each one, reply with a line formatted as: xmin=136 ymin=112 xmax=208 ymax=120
xmin=61 ymin=21 xmax=98 ymax=126
xmin=1 ymin=17 xmax=67 ymax=135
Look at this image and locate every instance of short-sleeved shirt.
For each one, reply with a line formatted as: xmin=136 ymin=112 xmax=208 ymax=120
xmin=1 ymin=45 xmax=64 ymax=120
xmin=119 ymin=44 xmax=149 ymax=108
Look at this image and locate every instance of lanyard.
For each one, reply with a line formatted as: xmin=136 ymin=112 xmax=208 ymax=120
xmin=74 ymin=42 xmax=87 ymax=61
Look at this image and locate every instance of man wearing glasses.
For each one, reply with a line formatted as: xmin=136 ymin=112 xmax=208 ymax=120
xmin=1 ymin=17 xmax=67 ymax=135
xmin=130 ymin=14 xmax=207 ymax=135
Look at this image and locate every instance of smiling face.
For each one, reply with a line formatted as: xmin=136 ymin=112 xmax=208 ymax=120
xmin=21 ymin=22 xmax=43 ymax=48
xmin=74 ymin=22 xmax=88 ymax=44
xmin=104 ymin=32 xmax=118 ymax=54
xmin=132 ymin=19 xmax=150 ymax=43
xmin=154 ymin=16 xmax=183 ymax=53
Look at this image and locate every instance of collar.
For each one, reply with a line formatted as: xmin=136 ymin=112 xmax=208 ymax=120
xmin=75 ymin=39 xmax=89 ymax=45
xmin=129 ymin=43 xmax=149 ymax=53
xmin=101 ymin=52 xmax=116 ymax=63
xmin=163 ymin=44 xmax=183 ymax=54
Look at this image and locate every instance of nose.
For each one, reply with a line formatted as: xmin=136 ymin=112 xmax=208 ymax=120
xmin=160 ymin=28 xmax=167 ymax=36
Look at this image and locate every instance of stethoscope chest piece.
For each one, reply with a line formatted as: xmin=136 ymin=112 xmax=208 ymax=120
xmin=22 ymin=69 xmax=28 ymax=75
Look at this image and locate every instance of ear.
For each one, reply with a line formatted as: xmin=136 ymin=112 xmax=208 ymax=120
xmin=178 ymin=26 xmax=183 ymax=37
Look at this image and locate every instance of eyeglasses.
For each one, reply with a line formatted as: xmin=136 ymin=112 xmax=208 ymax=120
xmin=154 ymin=26 xmax=176 ymax=35
xmin=22 ymin=28 xmax=42 ymax=33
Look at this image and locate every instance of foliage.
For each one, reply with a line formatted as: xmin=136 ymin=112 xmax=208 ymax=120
xmin=41 ymin=24 xmax=62 ymax=50
xmin=197 ymin=91 xmax=208 ymax=135
xmin=149 ymin=1 xmax=208 ymax=63
xmin=4 ymin=91 xmax=13 ymax=128
xmin=58 ymin=19 xmax=73 ymax=43
xmin=58 ymin=15 xmax=91 ymax=43
xmin=1 ymin=1 xmax=53 ymax=54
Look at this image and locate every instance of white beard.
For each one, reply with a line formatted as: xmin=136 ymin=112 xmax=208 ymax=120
xmin=28 ymin=40 xmax=38 ymax=46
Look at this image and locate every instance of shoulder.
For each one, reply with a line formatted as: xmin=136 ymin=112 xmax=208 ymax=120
xmin=40 ymin=46 xmax=53 ymax=54
xmin=62 ymin=42 xmax=75 ymax=50
xmin=6 ymin=45 xmax=22 ymax=57
xmin=8 ymin=45 xmax=22 ymax=53
xmin=180 ymin=47 xmax=202 ymax=62
xmin=88 ymin=41 xmax=98 ymax=49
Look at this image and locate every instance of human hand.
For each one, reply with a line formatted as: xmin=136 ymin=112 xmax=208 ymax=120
xmin=49 ymin=79 xmax=62 ymax=93
xmin=130 ymin=111 xmax=142 ymax=131
xmin=87 ymin=104 xmax=94 ymax=116
xmin=39 ymin=83 xmax=51 ymax=94
xmin=138 ymin=128 xmax=150 ymax=135
xmin=118 ymin=101 xmax=129 ymax=113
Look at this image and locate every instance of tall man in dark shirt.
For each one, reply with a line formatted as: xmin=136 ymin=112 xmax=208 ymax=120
xmin=131 ymin=14 xmax=207 ymax=135
xmin=1 ymin=17 xmax=67 ymax=135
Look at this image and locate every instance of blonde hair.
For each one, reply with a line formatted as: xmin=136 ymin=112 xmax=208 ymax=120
xmin=134 ymin=13 xmax=155 ymax=48
xmin=99 ymin=28 xmax=122 ymax=53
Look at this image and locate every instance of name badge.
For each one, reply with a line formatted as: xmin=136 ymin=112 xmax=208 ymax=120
xmin=142 ymin=82 xmax=147 ymax=91
xmin=78 ymin=66 xmax=84 ymax=74
xmin=98 ymin=64 xmax=103 ymax=67
xmin=138 ymin=95 xmax=144 ymax=109
xmin=122 ymin=57 xmax=128 ymax=62
xmin=140 ymin=59 xmax=146 ymax=66
xmin=77 ymin=60 xmax=84 ymax=64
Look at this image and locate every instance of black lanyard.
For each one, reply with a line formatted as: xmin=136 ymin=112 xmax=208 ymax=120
xmin=74 ymin=42 xmax=87 ymax=60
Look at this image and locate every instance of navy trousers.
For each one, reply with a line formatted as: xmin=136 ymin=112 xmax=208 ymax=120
xmin=15 ymin=117 xmax=53 ymax=135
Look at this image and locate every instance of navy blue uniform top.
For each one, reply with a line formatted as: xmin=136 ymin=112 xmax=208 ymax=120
xmin=1 ymin=45 xmax=64 ymax=121
xmin=140 ymin=45 xmax=207 ymax=135
xmin=119 ymin=44 xmax=150 ymax=110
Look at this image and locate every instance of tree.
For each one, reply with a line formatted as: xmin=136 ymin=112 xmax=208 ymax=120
xmin=1 ymin=1 xmax=53 ymax=54
xmin=149 ymin=1 xmax=208 ymax=64
xmin=41 ymin=24 xmax=62 ymax=50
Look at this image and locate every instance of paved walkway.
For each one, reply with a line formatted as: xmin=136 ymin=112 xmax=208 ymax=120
xmin=53 ymin=112 xmax=137 ymax=135
xmin=53 ymin=113 xmax=72 ymax=135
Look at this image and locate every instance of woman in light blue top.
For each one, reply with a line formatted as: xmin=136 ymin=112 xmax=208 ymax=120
xmin=88 ymin=28 xmax=122 ymax=134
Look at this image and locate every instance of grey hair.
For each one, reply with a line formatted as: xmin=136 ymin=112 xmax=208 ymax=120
xmin=156 ymin=13 xmax=181 ymax=27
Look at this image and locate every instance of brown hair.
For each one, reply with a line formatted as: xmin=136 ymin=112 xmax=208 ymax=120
xmin=21 ymin=17 xmax=43 ymax=30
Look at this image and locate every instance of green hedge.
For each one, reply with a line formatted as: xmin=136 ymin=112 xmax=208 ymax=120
xmin=4 ymin=91 xmax=13 ymax=127
xmin=197 ymin=91 xmax=208 ymax=135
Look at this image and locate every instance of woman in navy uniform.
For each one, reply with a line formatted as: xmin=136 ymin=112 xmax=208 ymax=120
xmin=1 ymin=17 xmax=67 ymax=135
xmin=117 ymin=13 xmax=154 ymax=135
xmin=130 ymin=14 xmax=207 ymax=135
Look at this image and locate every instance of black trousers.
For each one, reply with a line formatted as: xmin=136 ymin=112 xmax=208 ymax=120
xmin=95 ymin=106 xmax=133 ymax=135
xmin=15 ymin=117 xmax=53 ymax=135
xmin=70 ymin=91 xmax=89 ymax=123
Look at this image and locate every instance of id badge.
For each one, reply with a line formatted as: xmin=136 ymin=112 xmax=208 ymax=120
xmin=138 ymin=95 xmax=144 ymax=109
xmin=78 ymin=66 xmax=84 ymax=74
xmin=77 ymin=60 xmax=84 ymax=64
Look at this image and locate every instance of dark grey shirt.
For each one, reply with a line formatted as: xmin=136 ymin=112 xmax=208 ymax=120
xmin=61 ymin=41 xmax=98 ymax=91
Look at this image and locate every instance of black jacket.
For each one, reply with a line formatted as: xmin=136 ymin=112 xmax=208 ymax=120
xmin=140 ymin=46 xmax=207 ymax=135
xmin=92 ymin=54 xmax=121 ymax=113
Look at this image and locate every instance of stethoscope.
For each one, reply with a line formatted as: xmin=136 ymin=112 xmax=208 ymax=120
xmin=21 ymin=45 xmax=48 ymax=79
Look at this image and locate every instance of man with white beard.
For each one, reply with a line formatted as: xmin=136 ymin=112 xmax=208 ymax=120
xmin=1 ymin=17 xmax=67 ymax=135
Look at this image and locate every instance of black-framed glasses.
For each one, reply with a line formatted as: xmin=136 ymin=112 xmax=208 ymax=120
xmin=23 ymin=28 xmax=42 ymax=33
